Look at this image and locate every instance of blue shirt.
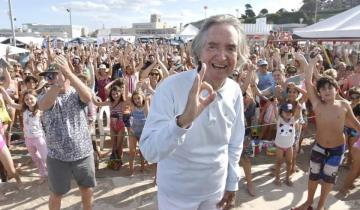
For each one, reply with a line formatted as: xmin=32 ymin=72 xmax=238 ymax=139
xmin=140 ymin=70 xmax=245 ymax=201
xmin=257 ymin=71 xmax=275 ymax=91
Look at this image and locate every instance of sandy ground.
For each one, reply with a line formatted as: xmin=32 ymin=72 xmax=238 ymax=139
xmin=1 ymin=136 xmax=360 ymax=210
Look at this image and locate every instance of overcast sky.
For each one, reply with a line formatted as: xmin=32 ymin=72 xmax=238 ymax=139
xmin=0 ymin=0 xmax=303 ymax=31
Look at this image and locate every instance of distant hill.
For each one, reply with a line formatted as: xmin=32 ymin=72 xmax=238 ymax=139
xmin=185 ymin=1 xmax=359 ymax=28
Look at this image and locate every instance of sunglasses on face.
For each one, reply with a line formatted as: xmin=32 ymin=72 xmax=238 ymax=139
xmin=23 ymin=73 xmax=31 ymax=76
xmin=44 ymin=73 xmax=58 ymax=81
xmin=350 ymin=94 xmax=360 ymax=100
xmin=149 ymin=72 xmax=159 ymax=76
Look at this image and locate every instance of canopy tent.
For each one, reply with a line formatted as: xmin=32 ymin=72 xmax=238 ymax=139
xmin=97 ymin=35 xmax=136 ymax=45
xmin=0 ymin=37 xmax=44 ymax=47
xmin=179 ymin=24 xmax=199 ymax=42
xmin=45 ymin=37 xmax=67 ymax=48
xmin=0 ymin=43 xmax=29 ymax=57
xmin=68 ymin=37 xmax=87 ymax=44
xmin=16 ymin=37 xmax=44 ymax=47
xmin=293 ymin=5 xmax=360 ymax=40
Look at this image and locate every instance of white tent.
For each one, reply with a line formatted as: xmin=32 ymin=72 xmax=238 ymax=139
xmin=1 ymin=36 xmax=44 ymax=47
xmin=179 ymin=24 xmax=199 ymax=42
xmin=0 ymin=43 xmax=29 ymax=57
xmin=16 ymin=37 xmax=44 ymax=47
xmin=293 ymin=5 xmax=360 ymax=40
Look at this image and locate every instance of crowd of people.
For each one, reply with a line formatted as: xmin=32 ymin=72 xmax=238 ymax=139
xmin=0 ymin=14 xmax=359 ymax=210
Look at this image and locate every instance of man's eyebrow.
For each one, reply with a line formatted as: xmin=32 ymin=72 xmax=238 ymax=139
xmin=207 ymin=42 xmax=218 ymax=46
xmin=227 ymin=43 xmax=237 ymax=48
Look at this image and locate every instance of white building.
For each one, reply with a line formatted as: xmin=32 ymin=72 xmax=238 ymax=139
xmin=21 ymin=23 xmax=87 ymax=38
xmin=109 ymin=14 xmax=176 ymax=37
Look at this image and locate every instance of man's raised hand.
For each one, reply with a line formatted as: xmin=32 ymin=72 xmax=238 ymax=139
xmin=54 ymin=55 xmax=72 ymax=77
xmin=177 ymin=63 xmax=216 ymax=128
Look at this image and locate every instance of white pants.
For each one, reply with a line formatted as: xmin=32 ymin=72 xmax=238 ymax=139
xmin=158 ymin=190 xmax=223 ymax=210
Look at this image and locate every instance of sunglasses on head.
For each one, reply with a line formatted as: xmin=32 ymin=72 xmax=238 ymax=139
xmin=44 ymin=73 xmax=58 ymax=81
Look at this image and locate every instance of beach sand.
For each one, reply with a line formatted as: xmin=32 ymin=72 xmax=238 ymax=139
xmin=1 ymin=135 xmax=359 ymax=210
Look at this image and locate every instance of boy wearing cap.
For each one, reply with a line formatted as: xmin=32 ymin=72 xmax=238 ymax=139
xmin=292 ymin=53 xmax=360 ymax=210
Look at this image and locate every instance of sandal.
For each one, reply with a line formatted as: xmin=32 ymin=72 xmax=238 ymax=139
xmin=274 ymin=178 xmax=281 ymax=186
xmin=285 ymin=179 xmax=293 ymax=187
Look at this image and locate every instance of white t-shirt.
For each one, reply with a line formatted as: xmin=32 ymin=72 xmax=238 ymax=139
xmin=274 ymin=116 xmax=296 ymax=149
xmin=23 ymin=110 xmax=44 ymax=138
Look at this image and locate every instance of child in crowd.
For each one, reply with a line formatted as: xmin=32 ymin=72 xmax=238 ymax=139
xmin=128 ymin=90 xmax=149 ymax=176
xmin=344 ymin=87 xmax=360 ymax=167
xmin=0 ymin=95 xmax=11 ymax=140
xmin=274 ymin=103 xmax=299 ymax=186
xmin=95 ymin=64 xmax=112 ymax=102
xmin=285 ymin=83 xmax=307 ymax=174
xmin=242 ymin=103 xmax=257 ymax=195
xmin=237 ymin=62 xmax=257 ymax=196
xmin=292 ymin=52 xmax=360 ymax=210
xmin=259 ymin=96 xmax=278 ymax=141
xmin=93 ymin=81 xmax=127 ymax=170
xmin=0 ymin=134 xmax=22 ymax=201
xmin=340 ymin=104 xmax=360 ymax=196
xmin=240 ymin=128 xmax=256 ymax=196
xmin=0 ymin=88 xmax=47 ymax=184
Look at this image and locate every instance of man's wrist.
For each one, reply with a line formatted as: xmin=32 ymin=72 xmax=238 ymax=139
xmin=176 ymin=115 xmax=190 ymax=129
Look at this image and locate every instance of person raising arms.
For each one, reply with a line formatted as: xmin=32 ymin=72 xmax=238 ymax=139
xmin=292 ymin=51 xmax=360 ymax=210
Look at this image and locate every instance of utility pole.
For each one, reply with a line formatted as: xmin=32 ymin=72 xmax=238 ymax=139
xmin=204 ymin=6 xmax=208 ymax=19
xmin=66 ymin=8 xmax=72 ymax=38
xmin=314 ymin=0 xmax=318 ymax=23
xmin=8 ymin=0 xmax=16 ymax=46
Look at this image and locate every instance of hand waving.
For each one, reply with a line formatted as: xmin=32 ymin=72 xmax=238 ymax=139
xmin=54 ymin=55 xmax=73 ymax=77
xmin=177 ymin=63 xmax=216 ymax=128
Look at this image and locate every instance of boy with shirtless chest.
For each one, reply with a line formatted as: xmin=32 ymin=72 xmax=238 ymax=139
xmin=292 ymin=52 xmax=360 ymax=210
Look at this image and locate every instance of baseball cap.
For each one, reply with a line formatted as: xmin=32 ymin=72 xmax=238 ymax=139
xmin=286 ymin=65 xmax=297 ymax=74
xmin=257 ymin=59 xmax=268 ymax=66
xmin=39 ymin=63 xmax=59 ymax=76
xmin=280 ymin=103 xmax=293 ymax=112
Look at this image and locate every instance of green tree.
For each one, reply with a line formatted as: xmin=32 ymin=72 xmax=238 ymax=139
xmin=300 ymin=0 xmax=316 ymax=14
xmin=244 ymin=3 xmax=256 ymax=18
xmin=276 ymin=8 xmax=288 ymax=14
xmin=259 ymin=8 xmax=268 ymax=16
xmin=245 ymin=4 xmax=252 ymax=10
